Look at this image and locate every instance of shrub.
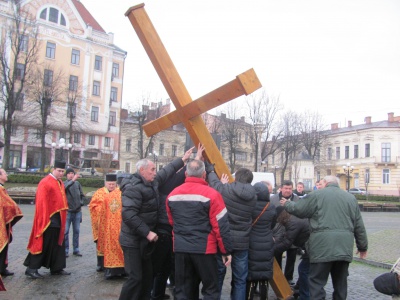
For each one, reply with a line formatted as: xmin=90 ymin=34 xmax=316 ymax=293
xmin=8 ymin=174 xmax=104 ymax=188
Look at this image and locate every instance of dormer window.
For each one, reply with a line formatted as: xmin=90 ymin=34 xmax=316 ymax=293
xmin=40 ymin=7 xmax=66 ymax=26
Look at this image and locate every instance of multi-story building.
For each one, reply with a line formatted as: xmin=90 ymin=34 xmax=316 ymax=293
xmin=119 ymin=101 xmax=255 ymax=174
xmin=0 ymin=0 xmax=126 ymax=170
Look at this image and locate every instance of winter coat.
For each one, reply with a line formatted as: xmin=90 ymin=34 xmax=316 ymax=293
xmin=64 ymin=179 xmax=85 ymax=212
xmin=285 ymin=183 xmax=368 ymax=263
xmin=119 ymin=158 xmax=184 ymax=248
xmin=167 ymin=177 xmax=232 ymax=255
xmin=247 ymin=182 xmax=276 ymax=281
xmin=208 ymin=172 xmax=257 ymax=250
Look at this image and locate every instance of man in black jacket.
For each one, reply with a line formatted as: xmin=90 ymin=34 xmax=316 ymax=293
xmin=118 ymin=148 xmax=193 ymax=300
xmin=208 ymin=167 xmax=257 ymax=300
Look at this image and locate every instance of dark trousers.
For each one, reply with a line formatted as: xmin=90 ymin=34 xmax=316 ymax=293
xmin=309 ymin=261 xmax=349 ymax=300
xmin=151 ymin=233 xmax=173 ymax=300
xmin=175 ymin=252 xmax=219 ymax=300
xmin=298 ymin=257 xmax=310 ymax=300
xmin=119 ymin=246 xmax=153 ymax=300
xmin=0 ymin=244 xmax=8 ymax=272
xmin=284 ymin=248 xmax=298 ymax=281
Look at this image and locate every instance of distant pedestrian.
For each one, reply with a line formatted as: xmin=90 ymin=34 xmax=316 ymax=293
xmin=281 ymin=175 xmax=368 ymax=300
xmin=0 ymin=168 xmax=23 ymax=277
xmin=24 ymin=160 xmax=71 ymax=278
xmin=64 ymin=168 xmax=85 ymax=257
xmin=293 ymin=182 xmax=306 ymax=198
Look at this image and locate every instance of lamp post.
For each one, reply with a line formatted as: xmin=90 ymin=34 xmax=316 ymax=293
xmin=342 ymin=162 xmax=354 ymax=192
xmin=51 ymin=138 xmax=72 ymax=162
xmin=149 ymin=152 xmax=158 ymax=171
xmin=273 ymin=165 xmax=279 ymax=190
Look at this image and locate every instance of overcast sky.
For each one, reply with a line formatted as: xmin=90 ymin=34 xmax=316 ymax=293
xmin=82 ymin=0 xmax=400 ymax=127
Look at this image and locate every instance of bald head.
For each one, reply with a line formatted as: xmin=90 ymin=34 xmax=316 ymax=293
xmin=0 ymin=169 xmax=8 ymax=184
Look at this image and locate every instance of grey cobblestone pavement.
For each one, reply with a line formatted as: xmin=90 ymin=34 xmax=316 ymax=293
xmin=1 ymin=205 xmax=398 ymax=299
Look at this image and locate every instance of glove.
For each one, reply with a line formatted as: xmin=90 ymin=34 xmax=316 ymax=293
xmin=204 ymin=161 xmax=215 ymax=174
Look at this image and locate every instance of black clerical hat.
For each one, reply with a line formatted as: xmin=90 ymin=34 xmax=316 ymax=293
xmin=54 ymin=160 xmax=66 ymax=169
xmin=106 ymin=174 xmax=117 ymax=182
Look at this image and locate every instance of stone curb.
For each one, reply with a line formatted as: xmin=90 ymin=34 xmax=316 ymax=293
xmin=354 ymin=257 xmax=393 ymax=270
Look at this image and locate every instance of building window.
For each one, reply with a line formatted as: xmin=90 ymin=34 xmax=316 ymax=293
xmin=14 ymin=92 xmax=24 ymax=111
xmin=40 ymin=8 xmax=66 ymax=26
xmin=71 ymin=49 xmax=80 ymax=65
xmin=345 ymin=146 xmax=349 ymax=159
xmin=46 ymin=42 xmax=56 ymax=59
xmin=112 ymin=63 xmax=119 ymax=78
xmin=236 ymin=151 xmax=247 ymax=161
xmin=381 ymin=143 xmax=391 ymax=162
xmin=105 ymin=137 xmax=111 ymax=147
xmin=383 ymin=168 xmax=390 ymax=184
xmin=36 ymin=129 xmax=42 ymax=139
xmin=88 ymin=135 xmax=95 ymax=145
xmin=354 ymin=145 xmax=359 ymax=158
xmin=44 ymin=69 xmax=53 ymax=86
xmin=67 ymin=103 xmax=76 ymax=118
xmin=109 ymin=111 xmax=116 ymax=126
xmin=94 ymin=55 xmax=102 ymax=71
xmin=365 ymin=168 xmax=370 ymax=184
xmin=92 ymin=81 xmax=100 ymax=96
xmin=69 ymin=75 xmax=78 ymax=91
xmin=365 ymin=143 xmax=370 ymax=157
xmin=10 ymin=126 xmax=17 ymax=136
xmin=335 ymin=147 xmax=340 ymax=160
xmin=317 ymin=171 xmax=321 ymax=181
xmin=20 ymin=34 xmax=28 ymax=52
xmin=126 ymin=139 xmax=131 ymax=152
xmin=110 ymin=87 xmax=118 ymax=102
xmin=327 ymin=147 xmax=332 ymax=160
xmin=172 ymin=145 xmax=177 ymax=157
xmin=73 ymin=133 xmax=81 ymax=143
xmin=159 ymin=143 xmax=164 ymax=156
xmin=91 ymin=106 xmax=99 ymax=122
xmin=16 ymin=63 xmax=25 ymax=80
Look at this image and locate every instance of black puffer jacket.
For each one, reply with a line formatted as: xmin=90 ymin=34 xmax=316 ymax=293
xmin=119 ymin=158 xmax=184 ymax=248
xmin=248 ymin=182 xmax=276 ymax=281
xmin=208 ymin=172 xmax=257 ymax=250
xmin=274 ymin=206 xmax=310 ymax=255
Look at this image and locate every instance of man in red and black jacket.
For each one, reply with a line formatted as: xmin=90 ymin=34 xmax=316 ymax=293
xmin=167 ymin=159 xmax=232 ymax=300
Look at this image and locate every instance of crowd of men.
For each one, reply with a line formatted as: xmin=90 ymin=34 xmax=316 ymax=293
xmin=0 ymin=145 xmax=387 ymax=299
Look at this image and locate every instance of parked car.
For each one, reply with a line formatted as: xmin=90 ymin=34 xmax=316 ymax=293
xmin=349 ymin=188 xmax=368 ymax=195
xmin=111 ymin=170 xmax=127 ymax=175
xmin=79 ymin=168 xmax=103 ymax=177
xmin=26 ymin=167 xmax=40 ymax=173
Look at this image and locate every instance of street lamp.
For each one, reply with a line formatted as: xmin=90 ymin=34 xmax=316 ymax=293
xmin=342 ymin=162 xmax=354 ymax=192
xmin=273 ymin=165 xmax=279 ymax=190
xmin=52 ymin=138 xmax=72 ymax=162
xmin=149 ymin=152 xmax=158 ymax=171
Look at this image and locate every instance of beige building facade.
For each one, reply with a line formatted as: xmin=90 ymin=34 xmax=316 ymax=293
xmin=0 ymin=0 xmax=126 ymax=170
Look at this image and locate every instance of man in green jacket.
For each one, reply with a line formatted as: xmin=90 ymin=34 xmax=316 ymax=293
xmin=280 ymin=175 xmax=368 ymax=300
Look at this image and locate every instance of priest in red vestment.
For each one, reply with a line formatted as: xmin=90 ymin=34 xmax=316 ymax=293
xmin=24 ymin=160 xmax=71 ymax=279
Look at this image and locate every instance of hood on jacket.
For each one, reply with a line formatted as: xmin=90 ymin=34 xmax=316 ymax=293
xmin=231 ymin=181 xmax=256 ymax=202
xmin=254 ymin=182 xmax=270 ymax=202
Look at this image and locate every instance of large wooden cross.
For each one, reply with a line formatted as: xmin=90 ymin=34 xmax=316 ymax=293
xmin=125 ymin=4 xmax=292 ymax=299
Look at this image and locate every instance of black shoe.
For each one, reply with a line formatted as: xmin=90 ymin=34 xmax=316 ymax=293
xmin=25 ymin=270 xmax=43 ymax=279
xmin=1 ymin=269 xmax=14 ymax=276
xmin=73 ymin=252 xmax=82 ymax=257
xmin=163 ymin=295 xmax=171 ymax=299
xmin=96 ymin=266 xmax=104 ymax=272
xmin=51 ymin=270 xmax=71 ymax=275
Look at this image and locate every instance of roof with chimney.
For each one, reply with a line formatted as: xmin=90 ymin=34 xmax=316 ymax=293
xmin=326 ymin=113 xmax=400 ymax=135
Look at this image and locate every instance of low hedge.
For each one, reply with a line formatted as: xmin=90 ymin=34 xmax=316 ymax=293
xmin=354 ymin=194 xmax=400 ymax=202
xmin=8 ymin=174 xmax=104 ymax=188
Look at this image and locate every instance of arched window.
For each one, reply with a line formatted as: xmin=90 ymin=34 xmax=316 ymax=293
xmin=39 ymin=7 xmax=66 ymax=27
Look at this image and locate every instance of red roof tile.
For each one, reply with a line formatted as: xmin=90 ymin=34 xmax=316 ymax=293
xmin=71 ymin=0 xmax=105 ymax=33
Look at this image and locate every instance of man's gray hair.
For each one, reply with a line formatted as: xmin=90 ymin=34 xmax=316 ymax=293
xmin=323 ymin=175 xmax=339 ymax=185
xmin=186 ymin=160 xmax=205 ymax=178
xmin=136 ymin=159 xmax=151 ymax=172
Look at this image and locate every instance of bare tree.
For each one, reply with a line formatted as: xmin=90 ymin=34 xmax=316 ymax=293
xmin=298 ymin=111 xmax=328 ymax=162
xmin=246 ymin=90 xmax=283 ymax=171
xmin=0 ymin=3 xmax=39 ymax=169
xmin=278 ymin=110 xmax=303 ymax=184
xmin=27 ymin=64 xmax=66 ymax=171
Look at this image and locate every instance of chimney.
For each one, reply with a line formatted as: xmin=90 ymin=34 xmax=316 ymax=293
xmin=120 ymin=109 xmax=128 ymax=120
xmin=240 ymin=116 xmax=245 ymax=122
xmin=364 ymin=116 xmax=371 ymax=124
xmin=331 ymin=123 xmax=338 ymax=130
xmin=221 ymin=113 xmax=226 ymax=119
xmin=388 ymin=112 xmax=394 ymax=122
xmin=348 ymin=121 xmax=352 ymax=127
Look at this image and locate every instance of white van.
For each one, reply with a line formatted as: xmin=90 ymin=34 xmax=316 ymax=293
xmin=251 ymin=172 xmax=275 ymax=187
